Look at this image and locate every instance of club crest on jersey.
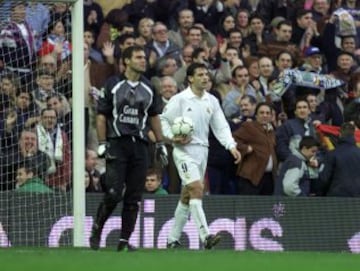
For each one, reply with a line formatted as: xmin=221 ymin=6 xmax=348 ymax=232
xmin=206 ymin=107 xmax=212 ymax=114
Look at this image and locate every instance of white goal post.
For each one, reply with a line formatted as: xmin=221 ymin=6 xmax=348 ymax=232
xmin=70 ymin=0 xmax=85 ymax=248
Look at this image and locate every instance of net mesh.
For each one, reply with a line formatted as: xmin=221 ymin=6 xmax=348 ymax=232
xmin=0 ymin=1 xmax=74 ymax=247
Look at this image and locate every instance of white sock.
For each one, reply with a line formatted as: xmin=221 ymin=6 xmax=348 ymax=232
xmin=168 ymin=201 xmax=190 ymax=243
xmin=189 ymin=198 xmax=209 ymax=242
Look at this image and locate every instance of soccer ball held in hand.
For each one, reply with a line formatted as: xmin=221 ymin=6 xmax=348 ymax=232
xmin=171 ymin=116 xmax=194 ymax=137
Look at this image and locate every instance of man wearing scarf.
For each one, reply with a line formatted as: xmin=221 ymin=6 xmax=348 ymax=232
xmin=36 ymin=108 xmax=71 ymax=191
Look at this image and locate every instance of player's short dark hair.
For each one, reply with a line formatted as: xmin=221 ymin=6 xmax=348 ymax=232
xmin=186 ymin=62 xmax=207 ymax=77
xmin=299 ymin=136 xmax=319 ymax=149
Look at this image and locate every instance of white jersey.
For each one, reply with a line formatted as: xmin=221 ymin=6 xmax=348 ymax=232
xmin=160 ymin=87 xmax=236 ymax=150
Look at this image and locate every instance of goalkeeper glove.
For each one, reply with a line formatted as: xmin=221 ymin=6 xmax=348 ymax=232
xmin=97 ymin=141 xmax=116 ymax=160
xmin=155 ymin=142 xmax=168 ymax=167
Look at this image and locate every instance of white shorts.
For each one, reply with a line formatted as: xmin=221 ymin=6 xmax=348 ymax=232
xmin=173 ymin=145 xmax=208 ymax=186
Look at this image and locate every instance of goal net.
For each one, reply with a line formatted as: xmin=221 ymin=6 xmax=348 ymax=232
xmin=0 ymin=0 xmax=79 ymax=247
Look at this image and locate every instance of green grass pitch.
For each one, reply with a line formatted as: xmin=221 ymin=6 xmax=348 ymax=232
xmin=1 ymin=248 xmax=360 ymax=271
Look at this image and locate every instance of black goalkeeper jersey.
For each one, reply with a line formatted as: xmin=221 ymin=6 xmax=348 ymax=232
xmin=97 ymin=75 xmax=161 ymax=141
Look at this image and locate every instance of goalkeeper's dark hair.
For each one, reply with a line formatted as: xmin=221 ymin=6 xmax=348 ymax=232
xmin=122 ymin=45 xmax=145 ymax=66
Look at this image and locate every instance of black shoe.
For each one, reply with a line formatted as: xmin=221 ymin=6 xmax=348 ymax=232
xmin=89 ymin=224 xmax=101 ymax=250
xmin=204 ymin=234 xmax=221 ymax=250
xmin=117 ymin=241 xmax=137 ymax=252
xmin=167 ymin=240 xmax=181 ymax=249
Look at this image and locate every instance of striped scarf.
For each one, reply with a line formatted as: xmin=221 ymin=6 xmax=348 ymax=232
xmin=0 ymin=21 xmax=35 ymax=57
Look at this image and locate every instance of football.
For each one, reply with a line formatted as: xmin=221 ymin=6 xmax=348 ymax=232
xmin=171 ymin=116 xmax=194 ymax=137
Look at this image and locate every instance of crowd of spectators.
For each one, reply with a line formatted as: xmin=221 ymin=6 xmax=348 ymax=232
xmin=0 ymin=0 xmax=360 ymax=196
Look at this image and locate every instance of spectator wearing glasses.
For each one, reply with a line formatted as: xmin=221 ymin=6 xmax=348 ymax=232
xmin=145 ymin=22 xmax=182 ymax=75
xmin=32 ymin=68 xmax=70 ymax=112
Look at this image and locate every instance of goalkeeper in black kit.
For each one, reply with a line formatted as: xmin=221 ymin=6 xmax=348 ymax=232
xmin=89 ymin=46 xmax=168 ymax=251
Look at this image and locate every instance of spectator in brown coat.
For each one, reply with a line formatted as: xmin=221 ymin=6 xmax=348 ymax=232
xmin=233 ymin=102 xmax=277 ymax=195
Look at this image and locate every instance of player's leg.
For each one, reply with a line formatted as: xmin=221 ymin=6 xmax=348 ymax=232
xmin=187 ymin=147 xmax=220 ymax=249
xmin=89 ymin=140 xmax=126 ymax=250
xmin=187 ymin=181 xmax=210 ymax=243
xmin=188 ymin=183 xmax=220 ymax=249
xmin=167 ymin=186 xmax=190 ymax=248
xmin=117 ymin=139 xmax=148 ymax=251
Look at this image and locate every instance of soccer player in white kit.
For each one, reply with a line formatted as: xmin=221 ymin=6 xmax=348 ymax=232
xmin=160 ymin=63 xmax=241 ymax=249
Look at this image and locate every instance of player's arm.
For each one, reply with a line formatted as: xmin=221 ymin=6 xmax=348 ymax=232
xmin=150 ymin=114 xmax=169 ymax=166
xmin=95 ymin=78 xmax=116 ymax=157
xmin=149 ymin=115 xmax=164 ymax=142
xmin=96 ymin=113 xmax=111 ymax=158
xmin=96 ymin=114 xmax=106 ymax=142
xmin=210 ymin=98 xmax=241 ymax=163
xmin=210 ymin=98 xmax=237 ymax=150
xmin=159 ymin=97 xmax=180 ymax=141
